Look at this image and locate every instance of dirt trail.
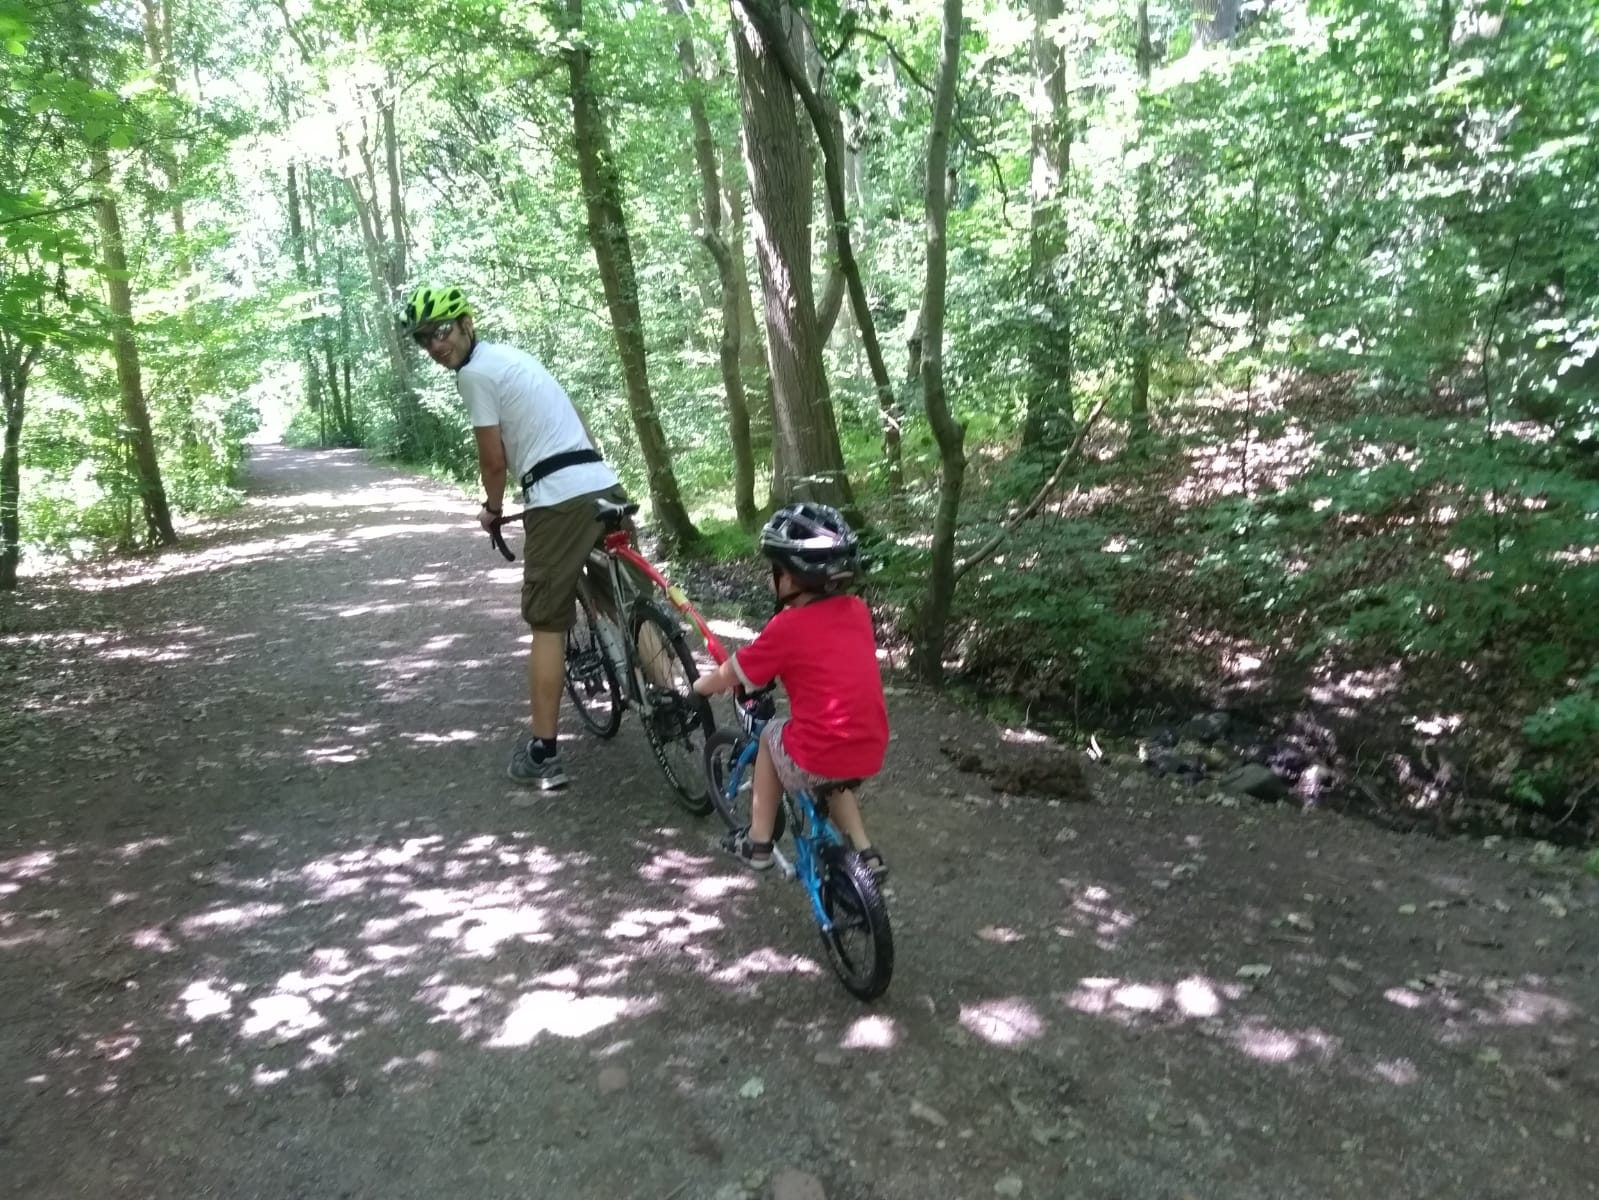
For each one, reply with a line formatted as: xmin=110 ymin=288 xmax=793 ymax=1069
xmin=2 ymin=446 xmax=1596 ymax=1200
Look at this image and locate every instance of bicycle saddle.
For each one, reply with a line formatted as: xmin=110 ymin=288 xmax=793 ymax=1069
xmin=593 ymin=498 xmax=640 ymax=527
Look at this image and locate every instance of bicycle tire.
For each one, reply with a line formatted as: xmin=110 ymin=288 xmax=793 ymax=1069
xmin=817 ymin=844 xmax=894 ymax=1001
xmin=563 ymin=590 xmax=623 ymax=739
xmin=703 ymin=728 xmax=787 ymax=842
xmin=631 ymin=600 xmax=715 ymax=815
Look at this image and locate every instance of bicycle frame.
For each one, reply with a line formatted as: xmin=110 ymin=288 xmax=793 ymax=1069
xmin=723 ymin=720 xmax=848 ymax=932
xmin=491 ymin=509 xmax=731 ymax=668
xmin=596 ymin=529 xmax=732 ymax=666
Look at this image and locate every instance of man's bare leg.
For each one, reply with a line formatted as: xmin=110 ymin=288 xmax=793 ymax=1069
xmin=529 ymin=629 xmax=566 ymax=739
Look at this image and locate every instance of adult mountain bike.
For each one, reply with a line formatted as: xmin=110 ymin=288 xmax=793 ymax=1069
xmin=490 ymin=499 xmax=724 ymax=815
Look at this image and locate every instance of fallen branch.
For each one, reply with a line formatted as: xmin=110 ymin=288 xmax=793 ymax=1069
xmin=1548 ymin=775 xmax=1597 ymax=831
xmin=951 ymin=396 xmax=1108 ymax=586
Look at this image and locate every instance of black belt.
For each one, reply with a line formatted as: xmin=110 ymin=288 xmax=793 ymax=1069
xmin=519 ymin=448 xmax=603 ymax=492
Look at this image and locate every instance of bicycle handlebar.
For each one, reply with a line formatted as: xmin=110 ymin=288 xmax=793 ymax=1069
xmin=487 ymin=511 xmax=527 ymax=561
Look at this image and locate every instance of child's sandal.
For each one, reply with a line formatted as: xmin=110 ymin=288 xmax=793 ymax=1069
xmin=720 ymin=826 xmax=774 ymax=872
xmin=857 ymin=847 xmax=888 ymax=883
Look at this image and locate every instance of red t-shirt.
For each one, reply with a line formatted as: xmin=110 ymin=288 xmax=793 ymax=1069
xmin=731 ymin=595 xmax=889 ymax=780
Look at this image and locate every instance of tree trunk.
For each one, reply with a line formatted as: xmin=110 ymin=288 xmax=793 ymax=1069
xmin=305 ymin=168 xmax=357 ymax=445
xmin=812 ymin=79 xmax=848 ymax=344
xmin=382 ymin=90 xmax=407 ymax=288
xmin=0 ymin=344 xmax=35 ymax=591
xmin=142 ymin=0 xmax=190 ymax=280
xmin=564 ymin=0 xmax=700 ymax=552
xmin=726 ymin=158 xmax=776 ymax=489
xmin=286 ymin=163 xmax=327 ymax=441
xmin=726 ymin=178 xmax=768 ymax=382
xmin=740 ymin=0 xmax=902 ymax=492
xmin=1021 ymin=0 xmax=1075 ymax=452
xmin=90 ymin=148 xmax=177 ymax=546
xmin=730 ymin=0 xmax=854 ymax=511
xmin=1128 ymin=0 xmax=1154 ymax=445
xmin=341 ymin=138 xmax=416 ymax=453
xmin=914 ymin=0 xmax=966 ymax=685
xmin=1192 ymin=0 xmax=1240 ymax=46
xmin=670 ymin=0 xmax=758 ymax=530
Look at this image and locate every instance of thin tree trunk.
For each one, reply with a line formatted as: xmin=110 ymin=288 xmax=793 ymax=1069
xmin=726 ymin=178 xmax=767 ymax=381
xmin=92 ymin=147 xmax=177 ymax=546
xmin=142 ymin=0 xmax=190 ymax=280
xmin=341 ymin=137 xmax=416 ymax=452
xmin=286 ymin=163 xmax=327 ymax=441
xmin=1021 ymin=0 xmax=1075 ymax=452
xmin=815 ymin=254 xmax=847 ymax=344
xmin=306 ymin=168 xmax=357 ymax=444
xmin=1128 ymin=0 xmax=1153 ymax=445
xmin=742 ymin=0 xmax=902 ymax=492
xmin=142 ymin=0 xmax=202 ymax=453
xmin=812 ymin=79 xmax=848 ymax=344
xmin=730 ymin=0 xmax=854 ymax=511
xmin=670 ymin=0 xmax=758 ymax=530
xmin=0 ymin=345 xmax=36 ymax=591
xmin=1192 ymin=0 xmax=1240 ymax=46
xmin=726 ymin=158 xmax=776 ymax=488
xmin=1434 ymin=0 xmax=1455 ymax=83
xmin=382 ymin=90 xmax=407 ymax=287
xmin=564 ymin=0 xmax=699 ymax=551
xmin=914 ymin=0 xmax=966 ymax=684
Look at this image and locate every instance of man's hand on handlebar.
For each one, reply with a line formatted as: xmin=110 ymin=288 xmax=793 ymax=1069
xmin=484 ymin=507 xmax=525 ymax=561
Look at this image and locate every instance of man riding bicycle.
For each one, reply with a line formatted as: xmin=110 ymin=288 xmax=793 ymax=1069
xmin=404 ymin=284 xmax=628 ymax=792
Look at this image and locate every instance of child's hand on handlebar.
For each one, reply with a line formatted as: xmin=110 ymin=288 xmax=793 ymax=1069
xmin=693 ymin=660 xmax=734 ymax=698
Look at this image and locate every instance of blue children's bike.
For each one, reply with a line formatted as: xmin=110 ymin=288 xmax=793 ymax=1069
xmin=702 ymin=686 xmax=895 ymax=1001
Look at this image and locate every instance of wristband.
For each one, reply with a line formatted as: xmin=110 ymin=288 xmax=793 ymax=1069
xmin=482 ymin=500 xmax=501 ymax=515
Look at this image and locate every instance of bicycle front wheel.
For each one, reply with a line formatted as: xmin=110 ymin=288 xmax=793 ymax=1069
xmin=631 ymin=600 xmax=715 ymax=815
xmin=817 ymin=844 xmax=894 ymax=1002
xmin=703 ymin=728 xmax=787 ymax=842
xmin=564 ymin=590 xmax=623 ymax=739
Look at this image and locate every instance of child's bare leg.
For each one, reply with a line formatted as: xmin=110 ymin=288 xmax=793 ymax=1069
xmin=749 ymin=739 xmax=783 ymax=846
xmin=828 ymin=789 xmax=870 ymax=850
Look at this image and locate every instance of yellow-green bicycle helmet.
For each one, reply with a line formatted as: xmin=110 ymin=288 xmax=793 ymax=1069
xmin=403 ymin=285 xmax=473 ymax=333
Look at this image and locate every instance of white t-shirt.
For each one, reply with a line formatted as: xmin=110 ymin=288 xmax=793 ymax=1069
xmin=456 ymin=340 xmax=619 ymax=507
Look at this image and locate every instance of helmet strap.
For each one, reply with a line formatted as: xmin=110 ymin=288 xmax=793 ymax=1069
xmin=771 ymin=564 xmax=809 ymax=614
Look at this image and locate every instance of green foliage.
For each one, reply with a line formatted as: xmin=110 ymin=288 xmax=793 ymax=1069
xmin=1524 ymin=667 xmax=1599 ymax=754
xmin=4 ymin=0 xmax=1597 ymax=843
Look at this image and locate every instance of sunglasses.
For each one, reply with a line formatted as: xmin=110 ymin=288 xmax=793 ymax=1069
xmin=413 ymin=319 xmax=457 ymax=347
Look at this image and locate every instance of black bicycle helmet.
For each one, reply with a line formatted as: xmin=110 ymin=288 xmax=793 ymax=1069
xmin=759 ymin=502 xmax=860 ymax=594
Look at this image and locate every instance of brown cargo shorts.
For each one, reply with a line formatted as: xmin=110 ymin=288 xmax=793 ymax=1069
xmin=520 ymin=486 xmax=630 ymax=633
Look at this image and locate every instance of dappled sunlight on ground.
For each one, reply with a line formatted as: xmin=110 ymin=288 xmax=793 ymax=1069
xmin=960 ymin=997 xmax=1047 ymax=1046
xmin=1309 ymin=658 xmax=1404 ymax=711
xmin=1056 ymin=881 xmax=1139 ymax=949
xmin=1228 ymin=1017 xmax=1339 ymax=1066
xmin=1063 ymin=974 xmax=1240 ymax=1023
xmin=0 ymin=816 xmax=895 ymax=1106
xmin=1184 ymin=627 xmax=1275 ymax=691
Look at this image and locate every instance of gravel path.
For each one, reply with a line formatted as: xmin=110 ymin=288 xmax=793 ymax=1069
xmin=2 ymin=445 xmax=1596 ymax=1200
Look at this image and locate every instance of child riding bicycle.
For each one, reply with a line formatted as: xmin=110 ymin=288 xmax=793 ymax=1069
xmin=692 ymin=503 xmax=890 ymax=879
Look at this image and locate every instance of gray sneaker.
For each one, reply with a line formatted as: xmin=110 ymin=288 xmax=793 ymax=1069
xmin=507 ymin=740 xmax=570 ymax=791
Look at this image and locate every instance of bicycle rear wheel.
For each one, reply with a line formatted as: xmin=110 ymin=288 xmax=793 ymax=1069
xmin=631 ymin=600 xmax=715 ymax=815
xmin=564 ymin=590 xmax=622 ymax=738
xmin=817 ymin=844 xmax=894 ymax=1001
